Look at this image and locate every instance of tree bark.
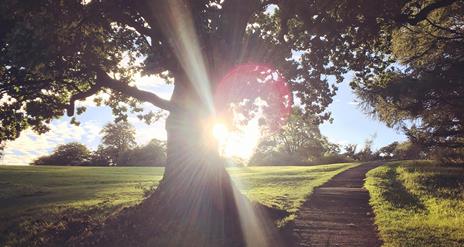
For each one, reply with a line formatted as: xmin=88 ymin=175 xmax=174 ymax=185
xmin=141 ymin=75 xmax=240 ymax=245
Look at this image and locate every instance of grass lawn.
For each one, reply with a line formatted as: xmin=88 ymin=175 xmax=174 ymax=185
xmin=365 ymin=160 xmax=464 ymax=247
xmin=0 ymin=163 xmax=357 ymax=246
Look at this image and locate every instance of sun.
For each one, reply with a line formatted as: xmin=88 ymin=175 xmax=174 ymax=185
xmin=210 ymin=120 xmax=262 ymax=161
xmin=212 ymin=123 xmax=229 ymax=141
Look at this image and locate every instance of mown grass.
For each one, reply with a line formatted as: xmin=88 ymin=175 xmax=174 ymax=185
xmin=0 ymin=163 xmax=357 ymax=246
xmin=365 ymin=160 xmax=464 ymax=247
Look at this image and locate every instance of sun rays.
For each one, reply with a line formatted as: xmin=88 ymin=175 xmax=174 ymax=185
xmin=149 ymin=2 xmax=291 ymax=246
xmin=211 ymin=118 xmax=261 ymax=161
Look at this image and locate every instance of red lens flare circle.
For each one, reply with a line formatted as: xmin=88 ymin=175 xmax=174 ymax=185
xmin=214 ymin=64 xmax=292 ymax=132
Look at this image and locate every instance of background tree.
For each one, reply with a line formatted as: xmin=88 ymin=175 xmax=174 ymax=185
xmin=356 ymin=134 xmax=379 ymax=161
xmin=275 ymin=108 xmax=326 ymax=159
xmin=0 ymin=142 xmax=4 ymax=160
xmin=100 ymin=121 xmax=136 ymax=166
xmin=89 ymin=144 xmax=113 ymax=167
xmin=251 ymin=107 xmax=340 ymax=165
xmin=123 ymin=138 xmax=166 ymax=166
xmin=344 ymin=144 xmax=358 ymax=160
xmin=351 ymin=0 xmax=464 ymax=163
xmin=31 ymin=142 xmax=91 ymax=166
xmin=377 ymin=142 xmax=399 ymax=160
xmin=393 ymin=141 xmax=423 ymax=160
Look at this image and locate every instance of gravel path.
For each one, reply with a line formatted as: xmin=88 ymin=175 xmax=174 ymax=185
xmin=289 ymin=162 xmax=383 ymax=247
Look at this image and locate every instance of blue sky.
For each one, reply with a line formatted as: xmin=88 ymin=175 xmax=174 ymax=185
xmin=1 ymin=73 xmax=406 ymax=165
xmin=320 ymin=75 xmax=407 ymax=149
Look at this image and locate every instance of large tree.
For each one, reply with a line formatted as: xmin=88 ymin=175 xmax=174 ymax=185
xmin=351 ymin=0 xmax=464 ymax=162
xmin=1 ymin=0 xmax=459 ymax=245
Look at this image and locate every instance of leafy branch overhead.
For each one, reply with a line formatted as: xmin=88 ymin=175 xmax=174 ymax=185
xmin=352 ymin=0 xmax=464 ymax=157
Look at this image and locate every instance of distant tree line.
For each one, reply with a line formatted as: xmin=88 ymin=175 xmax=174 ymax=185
xmin=343 ymin=140 xmax=424 ymax=162
xmin=0 ymin=142 xmax=4 ymax=159
xmin=250 ymin=108 xmax=349 ymax=166
xmin=250 ymin=108 xmax=425 ymax=166
xmin=29 ymin=115 xmax=431 ymax=167
xmin=31 ymin=122 xmax=166 ymax=166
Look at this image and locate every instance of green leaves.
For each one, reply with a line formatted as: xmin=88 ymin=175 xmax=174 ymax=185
xmin=352 ymin=1 xmax=464 ymax=159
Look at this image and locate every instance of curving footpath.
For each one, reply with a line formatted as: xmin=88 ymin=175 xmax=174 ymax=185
xmin=290 ymin=162 xmax=383 ymax=247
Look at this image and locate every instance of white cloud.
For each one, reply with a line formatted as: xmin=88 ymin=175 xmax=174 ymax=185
xmin=76 ymin=91 xmax=111 ymax=108
xmin=128 ymin=115 xmax=167 ymax=145
xmin=133 ymin=73 xmax=166 ymax=90
xmin=348 ymin=101 xmax=359 ymax=106
xmin=1 ymin=120 xmax=101 ymax=166
xmin=134 ymin=122 xmax=167 ymax=145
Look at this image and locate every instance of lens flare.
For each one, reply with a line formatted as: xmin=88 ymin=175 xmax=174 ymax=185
xmin=214 ymin=64 xmax=292 ymax=132
xmin=212 ymin=64 xmax=292 ymax=161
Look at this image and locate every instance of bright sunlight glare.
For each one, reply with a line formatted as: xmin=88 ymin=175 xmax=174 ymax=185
xmin=212 ymin=119 xmax=261 ymax=161
xmin=212 ymin=123 xmax=229 ymax=141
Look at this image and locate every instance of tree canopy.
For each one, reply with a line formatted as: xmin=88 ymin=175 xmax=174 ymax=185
xmin=124 ymin=138 xmax=166 ymax=166
xmin=31 ymin=142 xmax=91 ymax=166
xmin=99 ymin=121 xmax=136 ymax=165
xmin=1 ymin=0 xmax=448 ymax=143
xmin=351 ymin=0 xmax=464 ymax=161
xmin=251 ymin=107 xmax=338 ymax=165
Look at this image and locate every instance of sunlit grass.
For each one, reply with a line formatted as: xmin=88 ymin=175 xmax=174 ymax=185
xmin=365 ymin=160 xmax=464 ymax=246
xmin=229 ymin=163 xmax=357 ymax=224
xmin=0 ymin=163 xmax=357 ymax=245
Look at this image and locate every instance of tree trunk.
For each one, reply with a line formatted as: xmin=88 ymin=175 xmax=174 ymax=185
xmin=152 ymin=79 xmax=282 ymax=246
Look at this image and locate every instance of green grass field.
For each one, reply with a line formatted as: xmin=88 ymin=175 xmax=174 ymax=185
xmin=365 ymin=161 xmax=464 ymax=247
xmin=0 ymin=163 xmax=357 ymax=246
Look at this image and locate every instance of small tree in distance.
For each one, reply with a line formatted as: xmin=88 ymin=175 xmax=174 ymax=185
xmin=251 ymin=107 xmax=342 ymax=165
xmin=124 ymin=139 xmax=167 ymax=166
xmin=0 ymin=143 xmax=4 ymax=160
xmin=100 ymin=122 xmax=136 ymax=166
xmin=32 ymin=142 xmax=91 ymax=166
xmin=344 ymin=144 xmax=358 ymax=160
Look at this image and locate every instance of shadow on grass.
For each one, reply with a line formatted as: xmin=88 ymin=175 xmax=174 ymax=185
xmin=0 ymin=203 xmax=122 ymax=247
xmin=381 ymin=166 xmax=425 ymax=211
xmin=417 ymin=169 xmax=464 ymax=199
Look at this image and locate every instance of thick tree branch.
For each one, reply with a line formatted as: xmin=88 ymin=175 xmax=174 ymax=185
xmin=398 ymin=0 xmax=457 ymax=25
xmin=110 ymin=12 xmax=152 ymax=38
xmin=67 ymin=84 xmax=101 ymax=116
xmin=96 ymin=69 xmax=174 ymax=112
xmin=67 ymin=69 xmax=174 ymax=116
